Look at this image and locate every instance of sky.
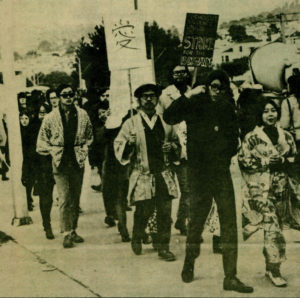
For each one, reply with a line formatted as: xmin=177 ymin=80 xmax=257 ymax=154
xmin=8 ymin=0 xmax=294 ymax=53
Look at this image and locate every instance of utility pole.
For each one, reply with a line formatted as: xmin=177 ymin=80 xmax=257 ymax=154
xmin=277 ymin=13 xmax=286 ymax=43
xmin=0 ymin=0 xmax=32 ymax=226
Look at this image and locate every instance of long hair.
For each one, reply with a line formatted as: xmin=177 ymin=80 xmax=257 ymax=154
xmin=256 ymin=98 xmax=280 ymax=127
xmin=205 ymin=70 xmax=232 ymax=94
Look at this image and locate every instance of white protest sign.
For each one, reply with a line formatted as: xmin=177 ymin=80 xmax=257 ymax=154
xmin=104 ymin=11 xmax=148 ymax=71
xmin=105 ymin=60 xmax=154 ymax=128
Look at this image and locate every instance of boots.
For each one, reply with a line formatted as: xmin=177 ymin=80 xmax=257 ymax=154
xmin=181 ymin=256 xmax=195 ymax=283
xmin=265 ymin=262 xmax=287 ymax=287
xmin=45 ymin=227 xmax=54 ymax=240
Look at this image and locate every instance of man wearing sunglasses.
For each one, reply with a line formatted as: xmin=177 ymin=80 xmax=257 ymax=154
xmin=164 ymin=70 xmax=253 ymax=293
xmin=37 ymin=84 xmax=93 ymax=248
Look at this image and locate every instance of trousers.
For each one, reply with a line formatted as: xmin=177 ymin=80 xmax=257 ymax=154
xmin=186 ymin=166 xmax=238 ymax=278
xmin=53 ymin=163 xmax=84 ymax=232
xmin=39 ymin=182 xmax=54 ymax=230
xmin=175 ymin=160 xmax=190 ymax=224
xmin=132 ymin=173 xmax=172 ymax=251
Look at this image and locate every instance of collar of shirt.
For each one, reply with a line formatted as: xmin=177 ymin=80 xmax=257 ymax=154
xmin=139 ymin=111 xmax=158 ymax=130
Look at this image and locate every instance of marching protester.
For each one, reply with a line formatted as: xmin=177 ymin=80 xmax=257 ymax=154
xmin=90 ymin=91 xmax=110 ymax=192
xmin=0 ymin=112 xmax=9 ymax=181
xmin=238 ymin=97 xmax=297 ymax=287
xmin=115 ymin=83 xmax=180 ymax=261
xmin=35 ymin=103 xmax=56 ymax=239
xmin=281 ymin=72 xmax=300 ymax=149
xmin=102 ymin=117 xmax=131 ymax=242
xmin=158 ymin=65 xmax=192 ymax=235
xmin=36 ymin=84 xmax=93 ymax=248
xmin=17 ymin=92 xmax=28 ymax=112
xmin=45 ymin=88 xmax=59 ymax=110
xmin=20 ymin=110 xmax=39 ymax=211
xmin=164 ymin=70 xmax=253 ymax=293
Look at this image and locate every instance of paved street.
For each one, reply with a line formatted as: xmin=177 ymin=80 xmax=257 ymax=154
xmin=1 ymin=162 xmax=300 ymax=297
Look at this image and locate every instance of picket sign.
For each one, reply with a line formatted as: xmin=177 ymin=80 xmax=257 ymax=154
xmin=103 ymin=6 xmax=154 ymax=128
xmin=181 ymin=13 xmax=219 ymax=85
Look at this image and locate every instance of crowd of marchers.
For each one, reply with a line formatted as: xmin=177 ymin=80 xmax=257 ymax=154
xmin=1 ymin=65 xmax=300 ymax=294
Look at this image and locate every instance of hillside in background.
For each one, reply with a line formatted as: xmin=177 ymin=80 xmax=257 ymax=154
xmin=220 ymin=0 xmax=300 ymax=29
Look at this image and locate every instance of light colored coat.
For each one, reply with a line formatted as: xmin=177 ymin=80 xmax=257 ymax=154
xmin=114 ymin=112 xmax=180 ymax=205
xmin=239 ymin=125 xmax=296 ymax=201
xmin=36 ymin=106 xmax=93 ymax=168
xmin=158 ymin=84 xmax=191 ymax=160
xmin=238 ymin=125 xmax=296 ymax=238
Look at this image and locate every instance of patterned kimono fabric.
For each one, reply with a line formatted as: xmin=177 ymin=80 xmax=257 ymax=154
xmin=238 ymin=125 xmax=296 ymax=266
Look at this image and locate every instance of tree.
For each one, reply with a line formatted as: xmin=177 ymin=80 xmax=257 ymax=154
xmin=39 ymin=71 xmax=75 ymax=89
xmin=220 ymin=57 xmax=249 ymax=78
xmin=38 ymin=40 xmax=53 ymax=52
xmin=228 ymin=25 xmax=247 ymax=42
xmin=74 ymin=21 xmax=182 ymax=92
xmin=144 ymin=21 xmax=181 ymax=87
xmin=75 ymin=26 xmax=110 ymax=92
xmin=269 ymin=23 xmax=280 ymax=34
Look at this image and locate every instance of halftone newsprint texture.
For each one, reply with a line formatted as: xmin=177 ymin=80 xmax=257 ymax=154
xmin=0 ymin=0 xmax=300 ymax=297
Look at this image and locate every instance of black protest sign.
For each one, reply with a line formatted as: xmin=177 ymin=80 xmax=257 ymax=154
xmin=181 ymin=13 xmax=219 ymax=68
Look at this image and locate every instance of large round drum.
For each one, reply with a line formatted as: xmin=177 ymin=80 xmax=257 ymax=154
xmin=250 ymin=42 xmax=300 ymax=92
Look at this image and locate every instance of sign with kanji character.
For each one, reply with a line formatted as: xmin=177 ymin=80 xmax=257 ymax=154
xmin=181 ymin=13 xmax=219 ymax=68
xmin=104 ymin=12 xmax=148 ymax=71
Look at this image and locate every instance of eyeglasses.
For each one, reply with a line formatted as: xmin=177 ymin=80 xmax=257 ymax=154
xmin=210 ymin=84 xmax=225 ymax=91
xmin=173 ymin=70 xmax=187 ymax=75
xmin=101 ymin=94 xmax=109 ymax=98
xmin=61 ymin=92 xmax=74 ymax=98
xmin=141 ymin=94 xmax=157 ymax=100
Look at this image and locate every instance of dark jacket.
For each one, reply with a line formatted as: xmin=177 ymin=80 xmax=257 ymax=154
xmin=163 ymin=93 xmax=239 ymax=173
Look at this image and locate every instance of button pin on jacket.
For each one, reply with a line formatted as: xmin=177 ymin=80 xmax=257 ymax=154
xmin=214 ymin=126 xmax=219 ymax=132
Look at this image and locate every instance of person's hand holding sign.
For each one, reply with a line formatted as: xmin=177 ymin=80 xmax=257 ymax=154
xmin=128 ymin=132 xmax=136 ymax=146
xmin=162 ymin=141 xmax=172 ymax=153
xmin=184 ymin=85 xmax=206 ymax=99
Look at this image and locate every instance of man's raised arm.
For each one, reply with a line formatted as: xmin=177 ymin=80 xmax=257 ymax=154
xmin=163 ymin=85 xmax=205 ymax=125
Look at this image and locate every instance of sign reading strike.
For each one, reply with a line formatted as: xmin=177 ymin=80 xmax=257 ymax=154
xmin=181 ymin=13 xmax=219 ymax=68
xmin=104 ymin=12 xmax=148 ymax=71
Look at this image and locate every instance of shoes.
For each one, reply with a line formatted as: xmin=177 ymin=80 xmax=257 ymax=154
xmin=223 ymin=276 xmax=254 ymax=293
xmin=1 ymin=175 xmax=9 ymax=181
xmin=158 ymin=250 xmax=176 ymax=261
xmin=45 ymin=228 xmax=54 ymax=240
xmin=131 ymin=239 xmax=142 ymax=255
xmin=28 ymin=204 xmax=34 ymax=212
xmin=63 ymin=234 xmax=74 ymax=248
xmin=265 ymin=263 xmax=287 ymax=287
xmin=91 ymin=184 xmax=102 ymax=192
xmin=121 ymin=234 xmax=131 ymax=242
xmin=265 ymin=271 xmax=287 ymax=287
xmin=71 ymin=231 xmax=84 ymax=243
xmin=104 ymin=216 xmax=116 ymax=227
xmin=213 ymin=235 xmax=222 ymax=254
xmin=181 ymin=257 xmax=195 ymax=283
xmin=175 ymin=220 xmax=187 ymax=235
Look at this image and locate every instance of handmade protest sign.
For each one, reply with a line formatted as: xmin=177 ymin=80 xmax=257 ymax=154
xmin=104 ymin=12 xmax=148 ymax=71
xmin=181 ymin=13 xmax=219 ymax=68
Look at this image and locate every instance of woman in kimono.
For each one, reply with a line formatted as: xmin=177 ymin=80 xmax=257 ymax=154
xmin=238 ymin=98 xmax=296 ymax=287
